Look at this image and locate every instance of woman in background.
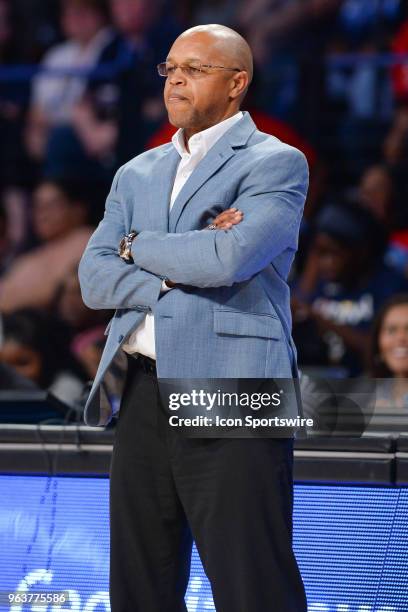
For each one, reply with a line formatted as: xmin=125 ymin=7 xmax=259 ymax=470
xmin=0 ymin=179 xmax=93 ymax=313
xmin=370 ymin=294 xmax=408 ymax=411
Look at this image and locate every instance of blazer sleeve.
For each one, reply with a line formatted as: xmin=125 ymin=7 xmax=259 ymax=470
xmin=131 ymin=147 xmax=309 ymax=288
xmin=78 ymin=167 xmax=163 ymax=310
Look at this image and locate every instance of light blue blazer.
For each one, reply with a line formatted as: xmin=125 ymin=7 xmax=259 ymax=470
xmin=78 ymin=112 xmax=309 ymax=426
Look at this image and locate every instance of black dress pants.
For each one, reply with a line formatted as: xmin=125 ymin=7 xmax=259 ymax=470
xmin=109 ymin=356 xmax=307 ymax=612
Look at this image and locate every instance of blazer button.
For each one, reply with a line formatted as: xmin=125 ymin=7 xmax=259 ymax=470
xmin=118 ymin=335 xmax=124 ymax=342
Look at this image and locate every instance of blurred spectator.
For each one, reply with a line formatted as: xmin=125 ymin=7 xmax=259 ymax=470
xmin=0 ymin=308 xmax=86 ymax=406
xmin=369 ymin=293 xmax=408 ymax=412
xmin=0 ymin=362 xmax=38 ymax=391
xmin=55 ymin=267 xmax=108 ymax=333
xmin=371 ymin=293 xmax=408 ymax=378
xmin=71 ymin=327 xmax=107 ymax=380
xmin=45 ymin=0 xmax=181 ymax=181
xmin=292 ymin=203 xmax=408 ymax=375
xmin=354 ymin=163 xmax=408 ymax=277
xmin=0 ymin=179 xmax=93 ymax=312
xmin=53 ymin=266 xmax=110 ymax=378
xmin=25 ymin=0 xmax=113 ymax=164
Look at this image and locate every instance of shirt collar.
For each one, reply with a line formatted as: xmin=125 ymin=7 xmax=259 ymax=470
xmin=172 ymin=111 xmax=243 ymax=158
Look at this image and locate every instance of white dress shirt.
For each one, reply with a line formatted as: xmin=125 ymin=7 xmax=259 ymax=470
xmin=122 ymin=111 xmax=243 ymax=359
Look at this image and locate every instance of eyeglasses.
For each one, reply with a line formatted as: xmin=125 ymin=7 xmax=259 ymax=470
xmin=157 ymin=61 xmax=242 ymax=78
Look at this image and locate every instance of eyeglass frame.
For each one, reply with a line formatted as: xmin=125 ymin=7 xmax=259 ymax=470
xmin=157 ymin=61 xmax=243 ymax=78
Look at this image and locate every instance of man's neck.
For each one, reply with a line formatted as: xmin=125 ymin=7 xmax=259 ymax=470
xmin=183 ymin=109 xmax=241 ymax=153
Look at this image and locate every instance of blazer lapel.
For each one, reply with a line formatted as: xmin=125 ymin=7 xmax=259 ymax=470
xmin=168 ymin=112 xmax=258 ymax=232
xmin=147 ymin=145 xmax=180 ymax=232
xmin=169 ymin=144 xmax=234 ymax=232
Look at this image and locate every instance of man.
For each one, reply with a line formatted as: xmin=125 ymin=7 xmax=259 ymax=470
xmin=26 ymin=0 xmax=113 ymax=162
xmin=79 ymin=24 xmax=308 ymax=612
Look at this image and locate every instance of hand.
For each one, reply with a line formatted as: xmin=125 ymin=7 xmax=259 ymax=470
xmin=164 ymin=278 xmax=176 ymax=288
xmin=208 ymin=208 xmax=243 ymax=230
xmin=166 ymin=209 xmax=244 ymax=288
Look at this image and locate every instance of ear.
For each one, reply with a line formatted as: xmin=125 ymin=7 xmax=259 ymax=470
xmin=229 ymin=71 xmax=249 ymax=101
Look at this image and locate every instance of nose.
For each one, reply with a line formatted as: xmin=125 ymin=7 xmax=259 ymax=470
xmin=168 ymin=66 xmax=186 ymax=86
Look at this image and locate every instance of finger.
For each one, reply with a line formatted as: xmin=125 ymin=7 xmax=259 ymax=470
xmin=215 ymin=214 xmax=243 ymax=228
xmin=215 ymin=208 xmax=242 ymax=218
xmin=214 ymin=212 xmax=235 ymax=222
xmin=214 ymin=212 xmax=243 ymax=225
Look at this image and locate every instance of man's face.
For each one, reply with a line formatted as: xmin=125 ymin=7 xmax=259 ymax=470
xmin=164 ymin=33 xmax=239 ymax=134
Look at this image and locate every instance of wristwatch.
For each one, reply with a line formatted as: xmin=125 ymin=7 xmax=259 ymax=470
xmin=118 ymin=230 xmax=138 ymax=263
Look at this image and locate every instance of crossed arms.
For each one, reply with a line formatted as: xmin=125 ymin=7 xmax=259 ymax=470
xmin=78 ymin=148 xmax=309 ymax=310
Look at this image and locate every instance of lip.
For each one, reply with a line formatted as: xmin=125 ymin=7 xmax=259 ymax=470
xmin=167 ymin=93 xmax=189 ymax=102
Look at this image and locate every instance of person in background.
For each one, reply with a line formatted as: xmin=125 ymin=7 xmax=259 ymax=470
xmin=53 ymin=266 xmax=111 ymax=378
xmin=0 ymin=362 xmax=38 ymax=391
xmin=0 ymin=179 xmax=93 ymax=312
xmin=54 ymin=266 xmax=127 ymax=405
xmin=370 ymin=294 xmax=408 ymax=411
xmin=355 ymin=163 xmax=408 ymax=279
xmin=67 ymin=0 xmax=181 ymax=173
xmin=25 ymin=0 xmax=113 ymax=164
xmin=292 ymin=202 xmax=408 ymax=375
xmin=38 ymin=0 xmax=179 ymax=182
xmin=0 ymin=309 xmax=86 ymax=407
xmin=55 ymin=266 xmax=109 ymax=333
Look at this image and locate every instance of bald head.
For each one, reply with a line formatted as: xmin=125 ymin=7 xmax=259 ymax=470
xmin=178 ymin=24 xmax=253 ymax=85
xmin=164 ymin=24 xmax=253 ymax=139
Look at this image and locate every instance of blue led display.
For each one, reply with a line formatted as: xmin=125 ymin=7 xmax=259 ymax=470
xmin=0 ymin=475 xmax=407 ymax=611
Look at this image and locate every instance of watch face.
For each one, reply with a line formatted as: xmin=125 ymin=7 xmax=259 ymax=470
xmin=119 ymin=232 xmax=136 ymax=261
